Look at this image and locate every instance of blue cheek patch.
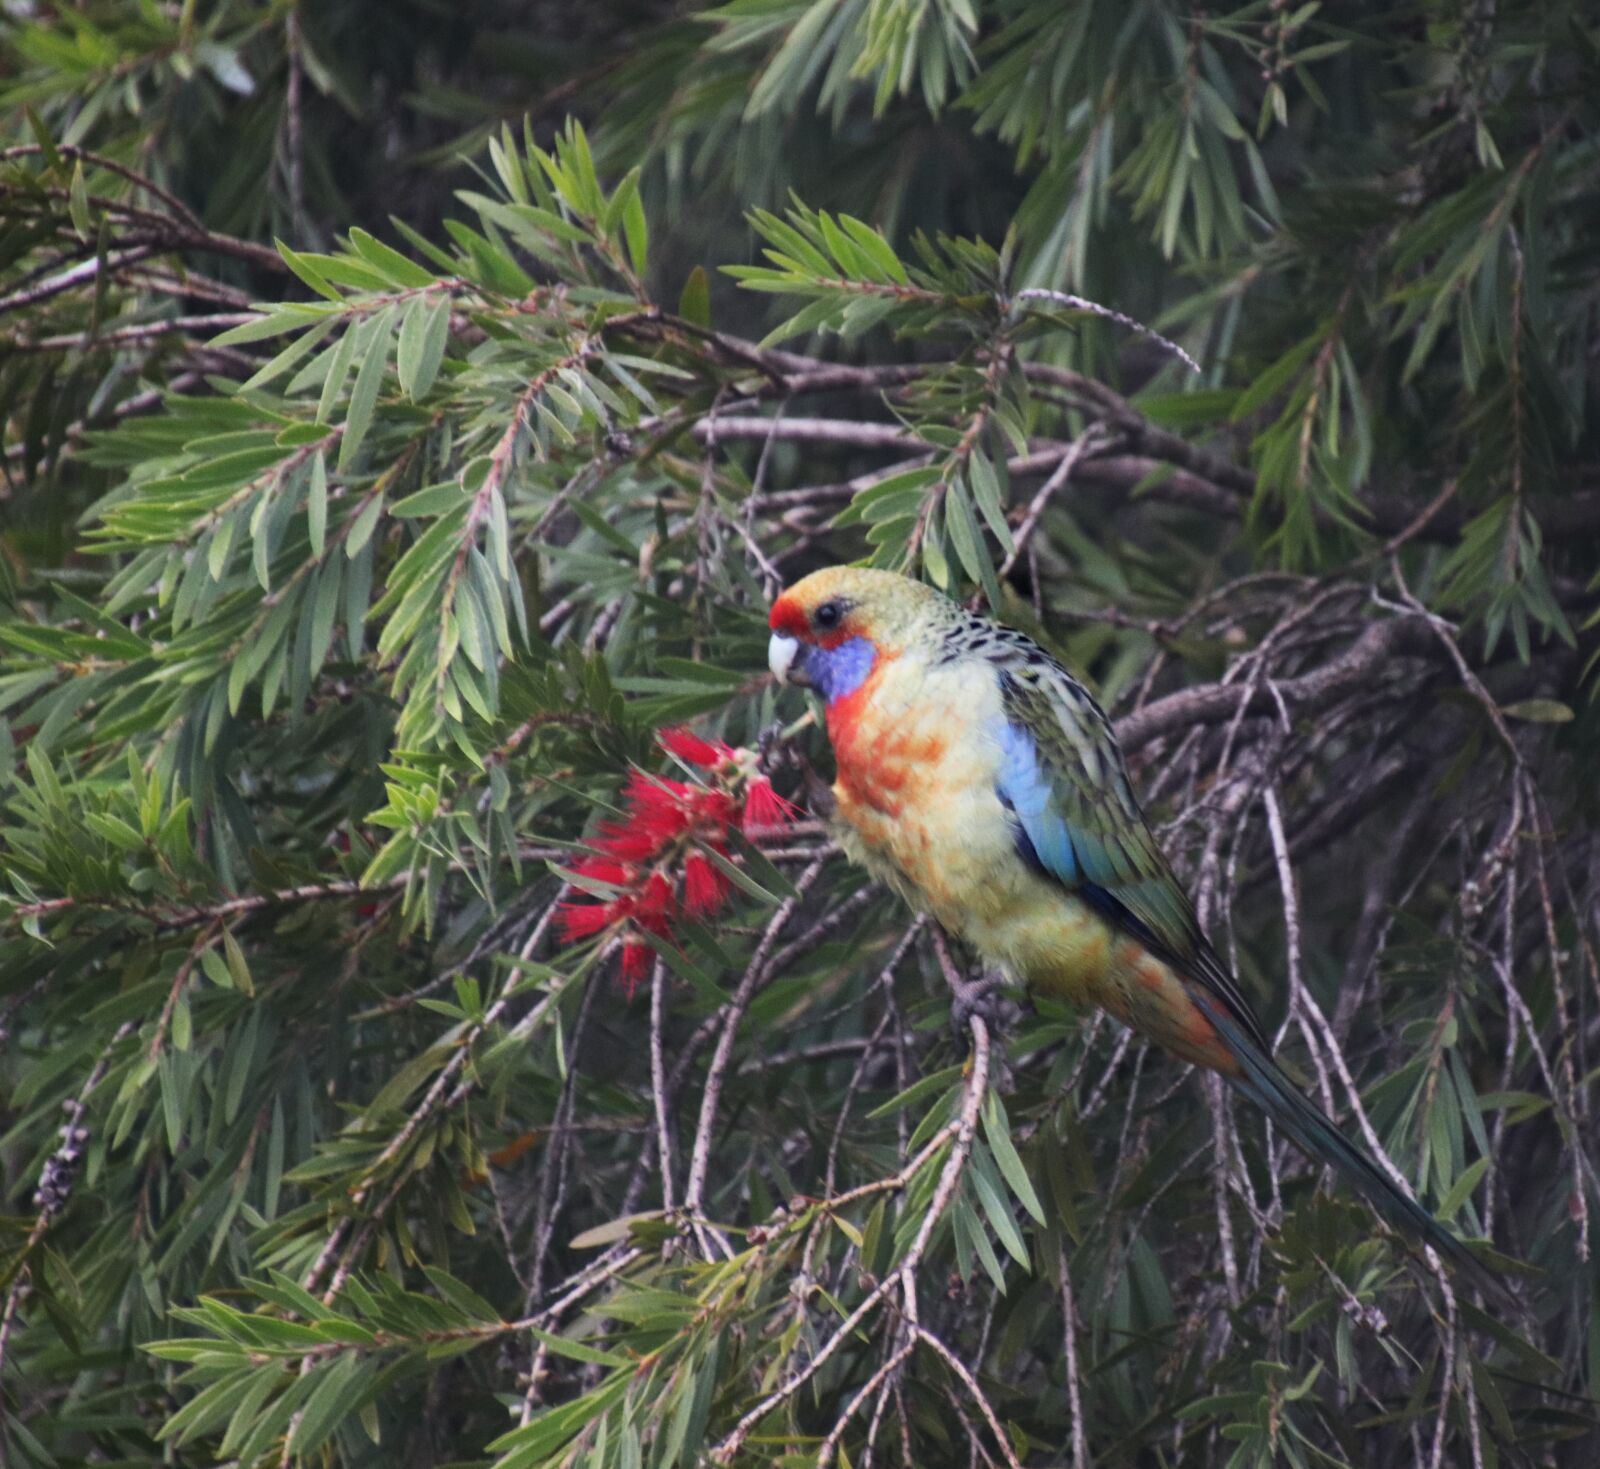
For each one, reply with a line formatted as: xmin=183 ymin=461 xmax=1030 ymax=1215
xmin=810 ymin=637 xmax=876 ymax=702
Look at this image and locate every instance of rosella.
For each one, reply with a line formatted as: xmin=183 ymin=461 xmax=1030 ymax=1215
xmin=768 ymin=565 xmax=1489 ymax=1283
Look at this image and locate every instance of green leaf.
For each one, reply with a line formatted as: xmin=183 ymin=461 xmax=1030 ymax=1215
xmin=316 ymin=319 xmax=362 ymax=425
xmin=246 ymin=316 xmax=344 ymax=393
xmin=944 ymin=481 xmax=1000 ymax=606
xmin=838 ymin=214 xmax=909 ymax=284
xmin=347 ymin=226 xmax=437 ymax=287
xmin=1501 ymin=698 xmax=1573 ymax=723
xmin=308 ymin=449 xmax=328 ymax=555
xmin=68 ymin=160 xmax=91 ymax=238
xmin=1231 ymin=334 xmax=1319 ymax=422
xmin=981 ymin=1091 xmax=1046 ymax=1225
xmin=289 ymin=1353 xmax=367 ymax=1456
xmin=622 ymin=187 xmax=649 ymax=276
xmin=200 ymin=946 xmax=233 ymax=989
xmin=213 ymin=306 xmax=332 ymax=349
xmin=679 ymin=265 xmax=712 ymax=327
xmin=308 ymin=561 xmax=342 ymax=675
xmin=866 ymin=1066 xmax=962 ymax=1120
xmin=338 ymin=304 xmax=398 ymax=471
xmin=527 ymin=1325 xmax=629 ymax=1368
xmin=171 ymin=989 xmax=192 ymax=1051
xmin=967 ymin=453 xmax=1013 ymax=553
xmin=345 ymin=493 xmax=385 ymax=557
xmin=222 ymin=928 xmax=253 ymax=995
xmin=276 ymin=239 xmax=345 ymax=303
xmin=397 ymin=295 xmax=450 ymax=401
xmin=391 ymin=482 xmax=468 ymax=517
xmin=1437 ymin=1156 xmax=1491 ymax=1222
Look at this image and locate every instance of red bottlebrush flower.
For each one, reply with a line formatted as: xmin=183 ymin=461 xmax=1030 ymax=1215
xmin=659 ymin=726 xmax=732 ymax=768
xmin=682 ymin=850 xmax=729 ymax=916
xmin=622 ymin=771 xmax=698 ymax=843
xmin=619 ymin=940 xmax=653 ymax=996
xmin=692 ymin=786 xmax=739 ymax=831
xmin=572 ymin=856 xmax=630 ymax=887
xmin=742 ymin=775 xmax=799 ymax=835
xmin=626 ymin=768 xmax=692 ymax=809
xmin=632 ymin=871 xmax=676 ymax=935
xmin=557 ymin=898 xmax=619 ymax=941
xmin=593 ymin=818 xmax=662 ymax=863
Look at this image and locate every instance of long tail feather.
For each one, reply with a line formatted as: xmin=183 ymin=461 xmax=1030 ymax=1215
xmin=1193 ymin=990 xmax=1504 ymax=1297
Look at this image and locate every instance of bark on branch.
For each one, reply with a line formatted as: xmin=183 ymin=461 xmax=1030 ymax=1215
xmin=1114 ymin=616 xmax=1441 ymax=753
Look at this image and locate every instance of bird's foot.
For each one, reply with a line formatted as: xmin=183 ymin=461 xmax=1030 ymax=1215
xmin=948 ymin=970 xmax=1023 ymax=1037
xmin=930 ymin=927 xmax=1021 ymax=1057
xmin=757 ymin=719 xmax=836 ymax=821
xmin=756 ymin=718 xmax=788 ymax=775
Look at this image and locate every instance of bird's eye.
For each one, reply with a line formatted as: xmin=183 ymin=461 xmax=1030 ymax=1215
xmin=814 ymin=601 xmax=843 ymax=630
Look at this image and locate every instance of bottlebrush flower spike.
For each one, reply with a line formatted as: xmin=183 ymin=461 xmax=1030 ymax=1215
xmin=619 ymin=941 xmax=653 ymax=995
xmin=682 ymin=850 xmax=730 ymax=916
xmin=692 ymin=786 xmax=740 ymax=830
xmin=557 ymin=897 xmax=620 ymax=941
xmin=632 ymin=872 xmax=676 ymax=935
xmin=659 ymin=725 xmax=733 ymax=769
xmin=572 ymin=856 xmax=630 ymax=888
xmin=620 ymin=771 xmax=698 ymax=846
xmin=556 ymin=742 xmax=766 ymax=994
xmin=742 ymin=775 xmax=799 ymax=835
xmin=593 ymin=817 xmax=662 ymax=864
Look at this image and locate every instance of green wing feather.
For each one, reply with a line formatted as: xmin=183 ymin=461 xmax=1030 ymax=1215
xmin=993 ymin=652 xmax=1273 ymax=1056
xmin=974 ymin=624 xmax=1501 ymax=1292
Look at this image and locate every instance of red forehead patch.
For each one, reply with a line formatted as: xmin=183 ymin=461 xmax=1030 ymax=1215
xmin=769 ymin=595 xmax=809 ymax=639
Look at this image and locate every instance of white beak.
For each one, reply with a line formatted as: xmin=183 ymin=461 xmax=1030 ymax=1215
xmin=768 ymin=632 xmax=801 ymax=685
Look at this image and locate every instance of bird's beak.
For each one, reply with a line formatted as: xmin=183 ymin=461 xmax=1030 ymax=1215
xmin=768 ymin=632 xmax=811 ymax=687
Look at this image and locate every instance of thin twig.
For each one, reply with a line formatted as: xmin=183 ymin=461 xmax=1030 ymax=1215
xmin=713 ymin=1016 xmax=991 ymax=1464
xmin=682 ymin=858 xmax=829 ymax=1254
xmin=650 ymin=956 xmax=676 ymax=1210
xmin=998 ymin=426 xmax=1113 ymax=579
xmin=1012 ymin=288 xmax=1202 ymax=375
xmin=1058 ymin=1241 xmax=1091 ymax=1469
xmin=911 ymin=1324 xmax=1024 ymax=1469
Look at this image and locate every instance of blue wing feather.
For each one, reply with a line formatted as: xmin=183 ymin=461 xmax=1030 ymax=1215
xmin=999 ymin=720 xmax=1164 ymax=946
xmin=996 ymin=721 xmax=1079 ymax=883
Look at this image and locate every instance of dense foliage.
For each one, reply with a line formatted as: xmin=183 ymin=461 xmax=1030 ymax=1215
xmin=4 ymin=2 xmax=1600 ymax=1464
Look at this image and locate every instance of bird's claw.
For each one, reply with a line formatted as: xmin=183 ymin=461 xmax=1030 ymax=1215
xmin=930 ymin=927 xmax=1021 ymax=1058
xmin=949 ymin=970 xmax=1020 ymax=1093
xmin=757 ymin=719 xmax=788 ymax=775
xmin=948 ymin=970 xmax=1023 ymax=1038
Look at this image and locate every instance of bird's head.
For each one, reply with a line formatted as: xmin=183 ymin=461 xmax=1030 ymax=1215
xmin=767 ymin=567 xmax=946 ymax=702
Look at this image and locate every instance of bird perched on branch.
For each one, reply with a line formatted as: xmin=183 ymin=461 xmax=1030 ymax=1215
xmin=768 ymin=564 xmax=1496 ymax=1289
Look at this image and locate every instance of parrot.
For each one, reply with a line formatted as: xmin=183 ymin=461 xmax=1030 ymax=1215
xmin=767 ymin=564 xmax=1495 ymax=1289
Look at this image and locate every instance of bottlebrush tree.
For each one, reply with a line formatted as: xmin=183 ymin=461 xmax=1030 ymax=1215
xmin=2 ymin=5 xmax=1599 ymax=1467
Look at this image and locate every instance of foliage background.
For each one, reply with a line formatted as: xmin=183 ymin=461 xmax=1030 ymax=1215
xmin=3 ymin=1 xmax=1600 ymax=1464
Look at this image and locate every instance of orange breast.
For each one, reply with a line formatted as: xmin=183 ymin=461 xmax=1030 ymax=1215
xmin=824 ymin=654 xmax=973 ymax=913
xmin=829 ymin=657 xmax=900 ymax=809
xmin=833 ymin=725 xmax=948 ymax=820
